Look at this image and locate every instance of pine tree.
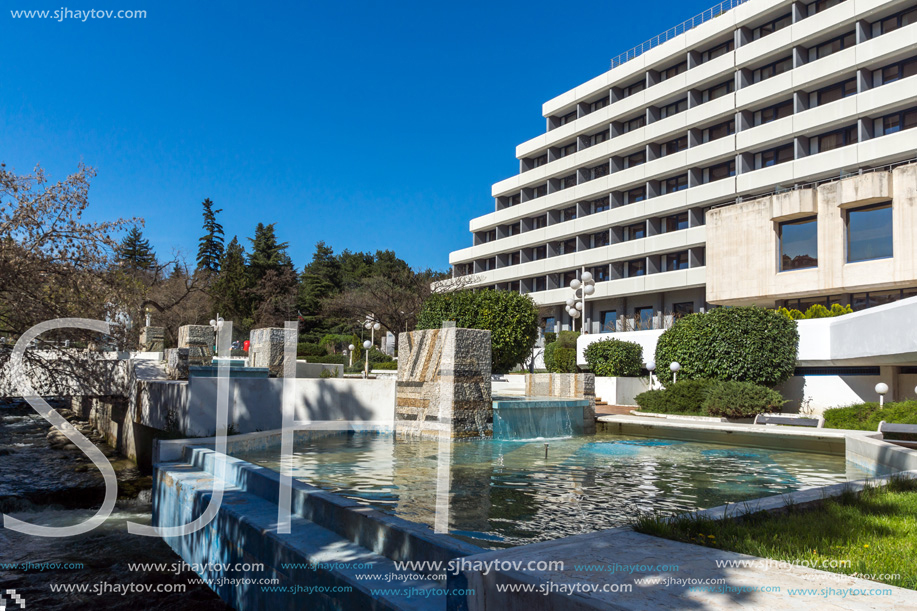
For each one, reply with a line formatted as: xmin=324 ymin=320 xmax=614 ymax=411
xmin=298 ymin=241 xmax=342 ymax=335
xmin=196 ymin=198 xmax=224 ymax=272
xmin=118 ymin=226 xmax=156 ymax=270
xmin=212 ymin=236 xmax=253 ymax=329
xmin=248 ymin=222 xmax=292 ymax=279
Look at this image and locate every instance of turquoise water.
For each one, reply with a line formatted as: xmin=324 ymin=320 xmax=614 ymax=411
xmin=235 ymin=432 xmax=871 ymax=549
xmin=492 ymin=397 xmax=589 ymax=440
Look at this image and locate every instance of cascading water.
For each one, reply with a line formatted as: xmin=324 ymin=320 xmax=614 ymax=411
xmin=492 ymin=397 xmax=589 ymax=440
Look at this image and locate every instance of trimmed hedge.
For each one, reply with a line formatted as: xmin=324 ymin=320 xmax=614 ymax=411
xmin=654 ymin=306 xmax=798 ymax=386
xmin=297 ymin=341 xmax=325 ymax=357
xmin=777 ymin=303 xmax=853 ymax=320
xmin=552 ymin=347 xmax=578 ymax=373
xmin=372 ymin=361 xmax=398 ymax=370
xmin=584 ymin=338 xmax=643 ymax=377
xmin=635 ymin=379 xmax=785 ymax=418
xmin=304 ymin=355 xmax=347 ymax=365
xmin=702 ymin=380 xmax=785 ymax=418
xmin=417 ymin=289 xmax=539 ymax=374
xmin=824 ymin=401 xmax=917 ymax=431
xmin=543 ymin=341 xmax=557 ymax=372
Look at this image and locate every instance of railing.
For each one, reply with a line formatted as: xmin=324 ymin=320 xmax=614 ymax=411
xmin=610 ymin=0 xmax=749 ymax=69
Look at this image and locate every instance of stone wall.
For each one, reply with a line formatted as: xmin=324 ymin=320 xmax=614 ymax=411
xmin=165 ymin=348 xmax=189 ymax=380
xmin=139 ymin=326 xmax=165 ymax=352
xmin=177 ymin=325 xmax=214 ymax=366
xmin=249 ymin=327 xmax=287 ymax=377
xmin=525 ymin=373 xmax=596 ymax=434
xmin=395 ymin=327 xmax=492 ymax=439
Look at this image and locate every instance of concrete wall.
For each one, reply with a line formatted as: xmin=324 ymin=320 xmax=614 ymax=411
xmin=594 ymin=376 xmax=652 ymax=406
xmin=295 ymin=361 xmax=344 ymax=379
xmin=707 ymin=166 xmax=917 ymax=306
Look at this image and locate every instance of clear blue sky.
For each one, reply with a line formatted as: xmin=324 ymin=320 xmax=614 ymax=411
xmin=1 ymin=0 xmax=708 ymax=271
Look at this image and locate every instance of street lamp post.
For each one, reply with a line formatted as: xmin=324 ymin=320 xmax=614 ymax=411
xmin=670 ymin=361 xmax=681 ymax=383
xmin=565 ymin=267 xmax=596 ymax=333
xmin=647 ymin=360 xmax=656 ymax=388
xmin=876 ymin=382 xmax=889 ymax=407
xmin=209 ymin=315 xmax=224 ymax=356
xmin=348 ymin=343 xmax=355 ymax=368
xmin=363 ymin=340 xmax=372 ymax=378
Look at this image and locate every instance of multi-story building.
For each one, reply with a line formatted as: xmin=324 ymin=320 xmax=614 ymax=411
xmin=447 ymin=0 xmax=917 ymax=336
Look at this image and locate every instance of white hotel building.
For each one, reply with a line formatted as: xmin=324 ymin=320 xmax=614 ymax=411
xmin=447 ymin=0 xmax=917 ymax=338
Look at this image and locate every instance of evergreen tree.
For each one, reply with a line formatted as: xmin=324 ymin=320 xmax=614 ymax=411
xmin=118 ymin=226 xmax=156 ymax=270
xmin=248 ymin=223 xmax=291 ymax=279
xmin=298 ymin=242 xmax=342 ymax=337
xmin=212 ymin=236 xmax=253 ymax=330
xmin=196 ymin=198 xmax=224 ymax=272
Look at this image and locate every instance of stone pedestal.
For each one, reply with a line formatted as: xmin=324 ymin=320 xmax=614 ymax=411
xmin=177 ymin=325 xmax=214 ymax=366
xmin=525 ymin=373 xmax=596 ymax=434
xmin=249 ymin=328 xmax=287 ymax=377
xmin=165 ymin=348 xmax=189 ymax=380
xmin=139 ymin=326 xmax=165 ymax=352
xmin=395 ymin=327 xmax=492 ymax=439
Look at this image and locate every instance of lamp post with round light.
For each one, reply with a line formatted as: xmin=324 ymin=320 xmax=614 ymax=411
xmin=876 ymin=382 xmax=889 ymax=407
xmin=670 ymin=361 xmax=681 ymax=383
xmin=209 ymin=315 xmax=224 ymax=355
xmin=363 ymin=340 xmax=372 ymax=378
xmin=647 ymin=360 xmax=656 ymax=388
xmin=566 ymin=268 xmax=596 ymax=333
xmin=348 ymin=344 xmax=355 ymax=368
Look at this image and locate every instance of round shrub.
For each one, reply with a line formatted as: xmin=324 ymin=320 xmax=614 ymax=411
xmin=556 ymin=330 xmax=579 ymax=349
xmin=634 ymin=379 xmax=719 ymax=414
xmin=654 ymin=306 xmax=798 ymax=386
xmin=584 ymin=338 xmax=643 ymax=377
xmin=543 ymin=341 xmax=557 ymax=372
xmin=416 ymin=289 xmax=539 ymax=374
xmin=701 ymin=381 xmax=785 ymax=418
xmin=551 ymin=347 xmax=578 ymax=373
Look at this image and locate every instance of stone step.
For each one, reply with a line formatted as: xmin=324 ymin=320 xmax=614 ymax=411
xmin=157 ymin=463 xmax=445 ymax=611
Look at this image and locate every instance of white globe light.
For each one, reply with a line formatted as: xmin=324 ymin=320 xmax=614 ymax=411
xmin=570 ymin=279 xmax=581 ymax=290
xmin=209 ymin=319 xmax=216 ymax=327
xmin=876 ymin=383 xmax=889 ymax=395
xmin=348 ymin=344 xmax=355 ymax=351
xmin=581 ymin=271 xmax=593 ymax=283
xmin=670 ymin=362 xmax=681 ymax=372
xmin=373 ymin=322 xmax=381 ymax=331
xmin=363 ymin=340 xmax=371 ymax=349
xmin=575 ymin=301 xmax=583 ymax=311
xmin=364 ymin=321 xmax=372 ymax=330
xmin=566 ymin=298 xmax=575 ymax=307
xmin=646 ymin=360 xmax=656 ymax=372
xmin=583 ymin=284 xmax=595 ymax=295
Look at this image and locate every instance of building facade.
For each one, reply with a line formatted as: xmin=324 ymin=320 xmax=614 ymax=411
xmin=447 ymin=0 xmax=917 ymax=335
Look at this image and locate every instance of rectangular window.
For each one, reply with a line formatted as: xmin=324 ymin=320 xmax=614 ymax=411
xmin=600 ymin=310 xmax=617 ymax=332
xmin=660 ymin=135 xmax=687 ymax=157
xmin=665 ymin=213 xmax=689 ymax=232
xmin=703 ymin=40 xmax=734 ymax=63
xmin=673 ymin=302 xmax=694 ymax=318
xmin=623 ymin=115 xmax=646 ymax=133
xmin=663 ymin=174 xmax=689 ymax=194
xmin=484 ymin=229 xmax=496 ymax=242
xmin=660 ymin=61 xmax=688 ymax=81
xmin=590 ymin=266 xmax=608 ymax=282
xmin=560 ymin=143 xmax=577 ymax=157
xmin=754 ymin=56 xmax=793 ymax=83
xmin=534 ymin=277 xmax=547 ymax=292
xmin=592 ymin=197 xmax=610 ymax=213
xmin=875 ymin=106 xmax=917 ymax=136
xmin=627 ymin=259 xmax=646 ymax=277
xmin=760 ymin=143 xmax=795 ymax=168
xmin=754 ymin=13 xmax=791 ymax=39
xmin=533 ymin=245 xmax=547 ymax=260
xmin=814 ymin=0 xmax=845 ymax=14
xmin=635 ymin=307 xmax=655 ymax=330
xmin=706 ymin=120 xmax=736 ymax=142
xmin=509 ymin=194 xmax=521 ymax=206
xmin=847 ymin=202 xmax=893 ymax=262
xmin=560 ymin=174 xmax=577 ymax=189
xmin=877 ymin=6 xmax=917 ymax=35
xmin=705 ymin=80 xmax=734 ymax=102
xmin=562 ymin=206 xmax=577 ymax=222
xmin=659 ymin=98 xmax=688 ymax=119
xmin=508 ymin=222 xmax=521 ymax=236
xmin=625 ymin=222 xmax=646 ymax=241
xmin=484 ymin=257 xmax=496 ymax=271
xmin=625 ymin=150 xmax=646 ymax=168
xmin=811 ymin=125 xmax=858 ymax=154
xmin=812 ymin=32 xmax=855 ymax=61
xmin=533 ymin=185 xmax=548 ymax=198
xmin=626 ymin=186 xmax=646 ymax=203
xmin=562 ymin=239 xmax=576 ymax=254
xmin=816 ymin=78 xmax=857 ymax=106
xmin=665 ymin=251 xmax=690 ymax=271
xmin=559 ymin=111 xmax=577 ymax=125
xmin=591 ymin=130 xmax=609 ymax=146
xmin=707 ymin=160 xmax=736 ymax=182
xmin=623 ymin=80 xmax=645 ymax=98
xmin=532 ymin=154 xmax=547 ymax=168
xmin=757 ymin=100 xmax=793 ymax=125
xmin=591 ymin=164 xmax=610 ymax=180
xmin=590 ymin=96 xmax=610 ymax=113
xmin=533 ymin=215 xmax=547 ymax=229
xmin=592 ymin=231 xmax=609 ymax=248
xmin=780 ymin=217 xmax=818 ymax=271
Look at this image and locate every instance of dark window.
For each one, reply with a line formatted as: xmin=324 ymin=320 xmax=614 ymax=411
xmin=780 ymin=217 xmax=818 ymax=271
xmin=665 ymin=213 xmax=689 ymax=232
xmin=534 ymin=276 xmax=547 ymax=292
xmin=590 ymin=96 xmax=610 ymax=113
xmin=509 ymin=194 xmax=521 ymax=206
xmin=483 ymin=257 xmax=496 ymax=271
xmin=757 ymin=100 xmax=793 ymax=125
xmin=812 ymin=125 xmax=858 ymax=154
xmin=591 ymin=130 xmax=609 ymax=146
xmin=816 ymin=78 xmax=857 ymax=106
xmin=560 ymin=174 xmax=577 ymax=189
xmin=590 ymin=266 xmax=609 ymax=282
xmin=635 ymin=306 xmax=655 ymax=330
xmin=847 ymin=202 xmax=893 ymax=262
xmin=814 ymin=0 xmax=845 ymax=14
xmin=754 ymin=12 xmax=791 ymax=39
xmin=879 ymin=57 xmax=917 ymax=85
xmin=627 ymin=259 xmax=646 ymax=277
xmin=592 ymin=231 xmax=610 ymax=248
xmin=706 ymin=120 xmax=736 ymax=142
xmin=533 ymin=215 xmax=547 ymax=229
xmin=705 ymin=80 xmax=734 ymax=102
xmin=760 ymin=143 xmax=795 ymax=167
xmin=625 ymin=222 xmax=646 ymax=241
xmin=707 ymin=160 xmax=735 ymax=182
xmin=660 ymin=135 xmax=688 ymax=157
xmin=533 ymin=245 xmax=547 ymax=259
xmin=591 ymin=164 xmax=610 ymax=180
xmin=703 ymin=40 xmax=734 ymax=62
xmin=659 ymin=98 xmax=688 ymax=119
xmin=623 ymin=115 xmax=646 ymax=133
xmin=484 ymin=229 xmax=496 ymax=242
xmin=663 ymin=175 xmax=688 ymax=194
xmin=622 ymin=80 xmax=645 ymax=98
xmin=626 ymin=186 xmax=646 ymax=203
xmin=875 ymin=106 xmax=917 ymax=136
xmin=665 ymin=251 xmax=690 ymax=271
xmin=600 ymin=310 xmax=617 ymax=332
xmin=660 ymin=61 xmax=688 ymax=81
xmin=560 ymin=143 xmax=577 ymax=157
xmin=509 ymin=252 xmax=520 ymax=265
xmin=533 ymin=184 xmax=548 ymax=198
xmin=877 ymin=6 xmax=917 ymax=35
xmin=625 ymin=150 xmax=646 ymax=168
xmin=673 ymin=302 xmax=694 ymax=317
xmin=592 ymin=197 xmax=610 ymax=213
xmin=509 ymin=222 xmax=521 ymax=236
xmin=754 ymin=56 xmax=793 ymax=83
xmin=563 ymin=239 xmax=576 ymax=254
xmin=562 ymin=206 xmax=577 ymax=222
xmin=812 ymin=32 xmax=855 ymax=60
xmin=559 ymin=111 xmax=577 ymax=125
xmin=532 ymin=154 xmax=547 ymax=168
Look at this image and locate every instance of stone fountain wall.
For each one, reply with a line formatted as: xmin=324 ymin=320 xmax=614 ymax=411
xmin=395 ymin=327 xmax=492 ymax=439
xmin=525 ymin=373 xmax=597 ymax=434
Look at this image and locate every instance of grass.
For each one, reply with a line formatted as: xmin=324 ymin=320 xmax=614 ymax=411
xmin=823 ymin=400 xmax=917 ymax=430
xmin=630 ymin=476 xmax=917 ymax=590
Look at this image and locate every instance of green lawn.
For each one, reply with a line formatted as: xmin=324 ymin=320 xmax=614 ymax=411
xmin=631 ymin=477 xmax=917 ymax=590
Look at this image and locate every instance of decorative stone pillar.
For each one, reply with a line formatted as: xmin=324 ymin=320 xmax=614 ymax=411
xmin=165 ymin=348 xmax=189 ymax=380
xmin=395 ymin=326 xmax=492 ymax=439
xmin=177 ymin=325 xmax=214 ymax=367
xmin=248 ymin=327 xmax=287 ymax=377
xmin=525 ymin=372 xmax=596 ymax=434
xmin=139 ymin=326 xmax=165 ymax=352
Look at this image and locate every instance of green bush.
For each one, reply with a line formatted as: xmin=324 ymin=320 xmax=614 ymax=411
xmin=702 ymin=381 xmax=785 ymax=418
xmin=552 ymin=347 xmax=578 ymax=373
xmin=543 ymin=332 xmax=557 ymax=345
xmin=318 ymin=368 xmax=338 ymax=379
xmin=417 ymin=289 xmax=539 ymax=374
xmin=297 ymin=342 xmax=324 ymax=357
xmin=584 ymin=338 xmax=643 ymax=377
xmin=556 ymin=330 xmax=579 ymax=349
xmin=368 ymin=348 xmax=393 ymax=363
xmin=634 ymin=379 xmax=718 ymax=415
xmin=777 ymin=303 xmax=853 ymax=320
xmin=823 ymin=401 xmax=917 ymax=431
xmin=543 ymin=341 xmax=557 ymax=372
xmin=654 ymin=306 xmax=798 ymax=386
xmin=372 ymin=361 xmax=398 ymax=370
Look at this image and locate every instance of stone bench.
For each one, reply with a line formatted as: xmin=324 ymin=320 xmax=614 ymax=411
xmin=754 ymin=413 xmax=825 ymax=428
